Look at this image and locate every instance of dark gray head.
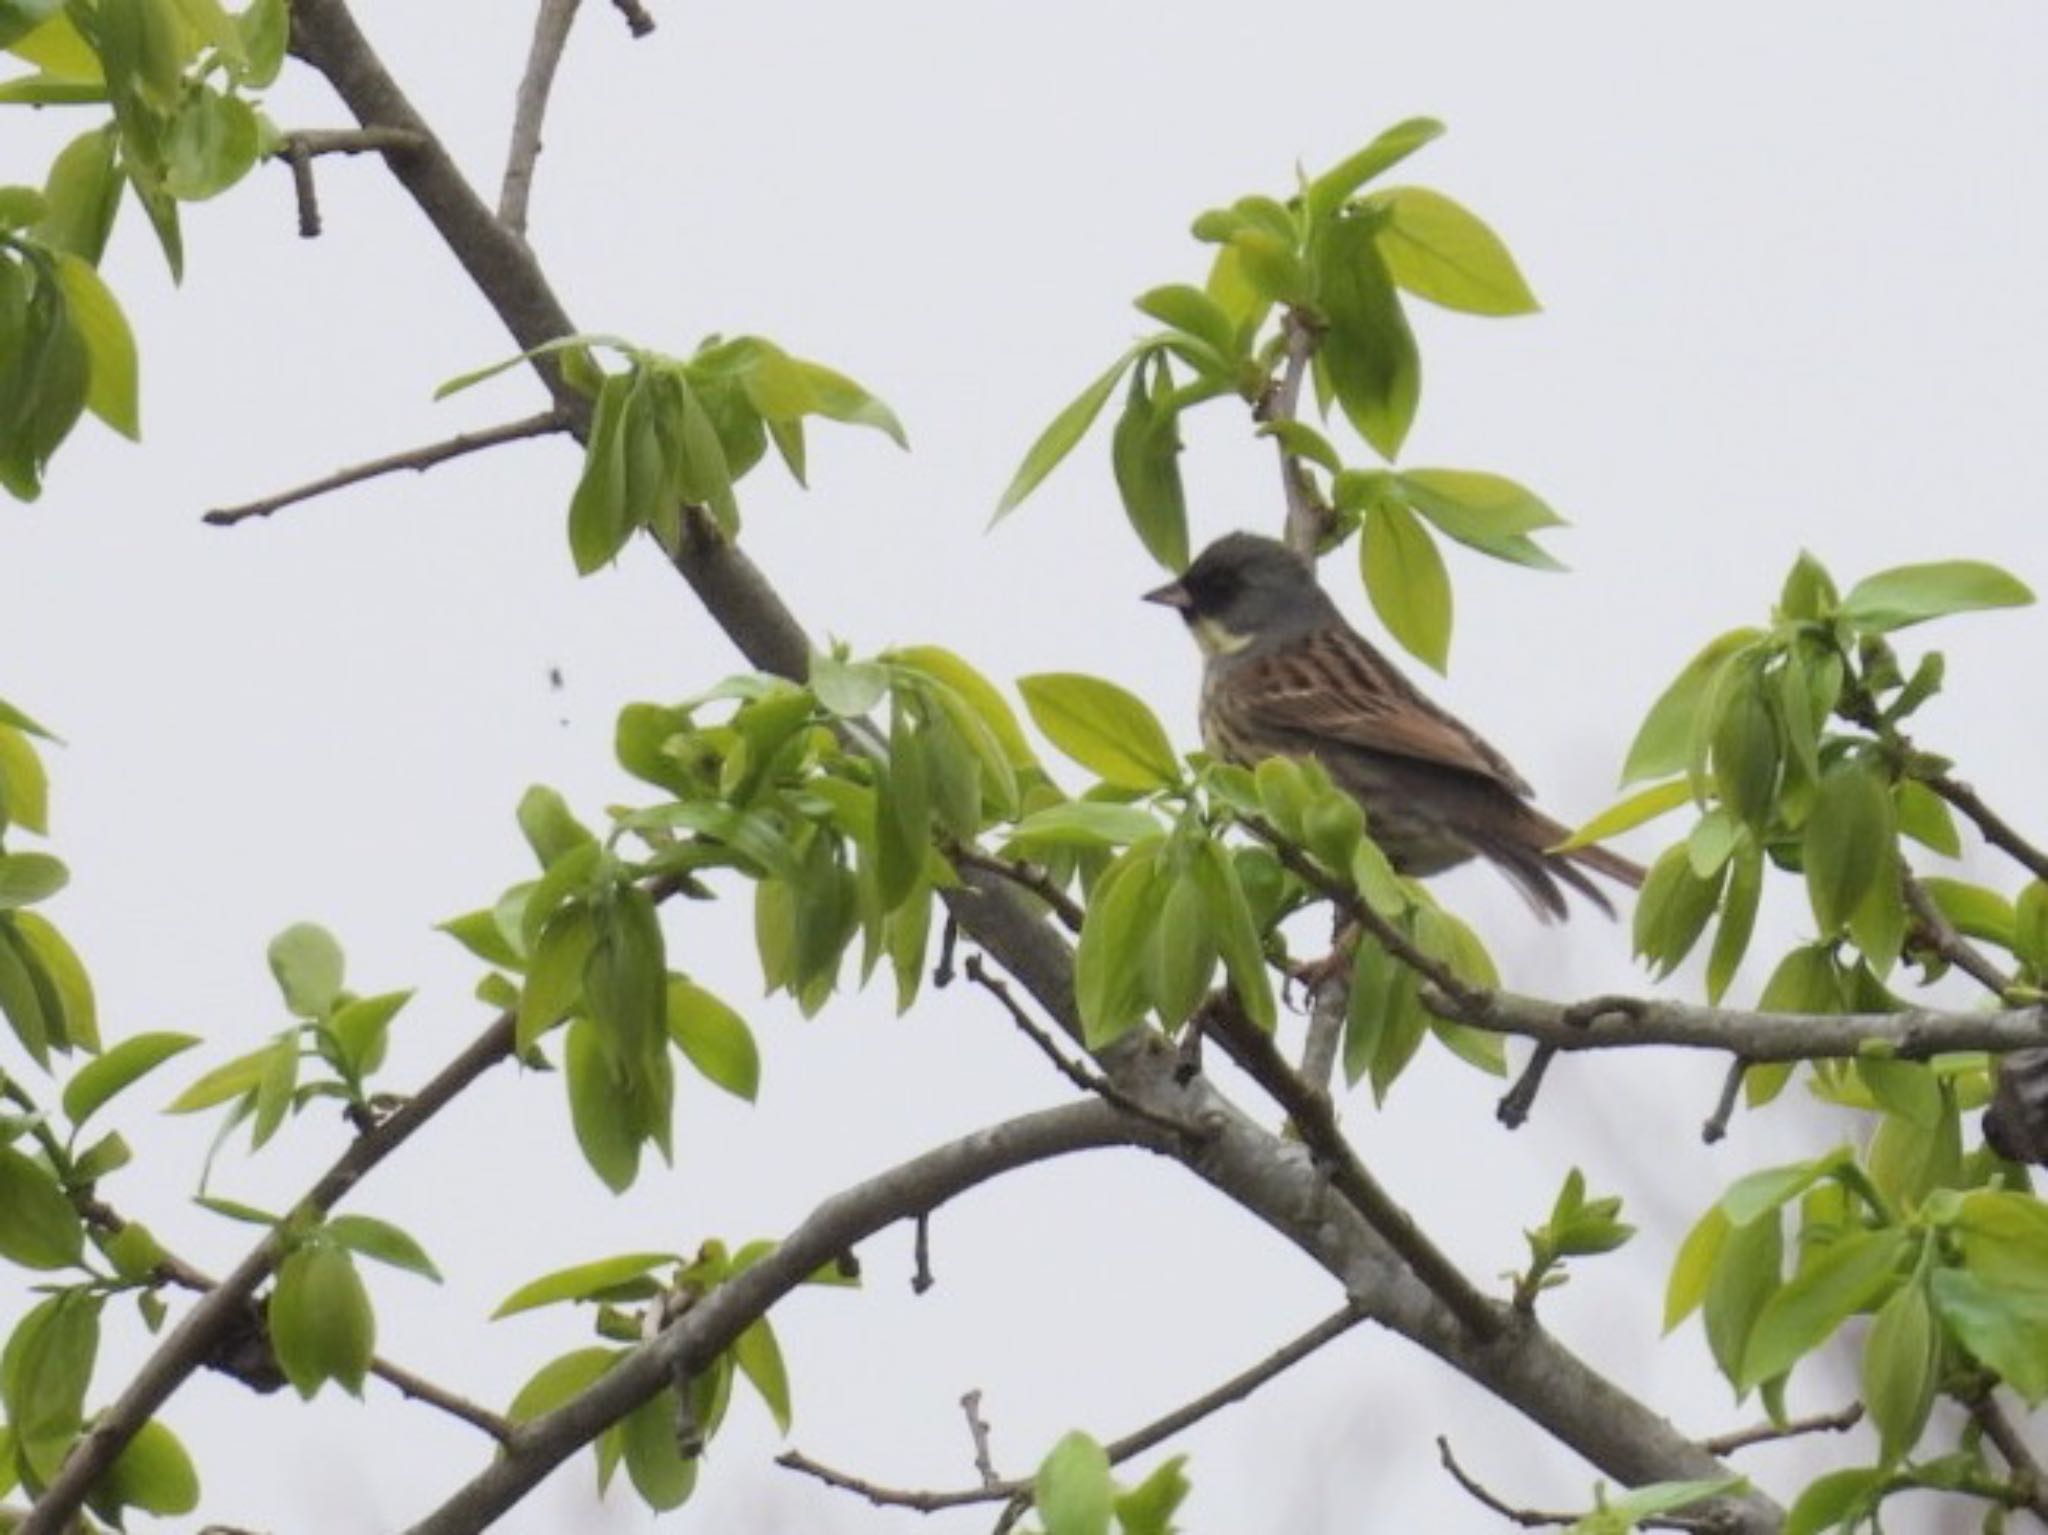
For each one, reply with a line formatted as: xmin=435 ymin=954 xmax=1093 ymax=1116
xmin=1143 ymin=532 xmax=1333 ymax=657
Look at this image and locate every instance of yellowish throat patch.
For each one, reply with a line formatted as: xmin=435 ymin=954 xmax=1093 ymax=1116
xmin=1192 ymin=616 xmax=1256 ymax=657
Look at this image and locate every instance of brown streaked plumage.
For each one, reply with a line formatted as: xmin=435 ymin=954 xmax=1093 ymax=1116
xmin=1146 ymin=531 xmax=1644 ymax=919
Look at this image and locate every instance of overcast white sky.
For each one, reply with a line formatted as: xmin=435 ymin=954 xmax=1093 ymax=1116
xmin=6 ymin=2 xmax=2048 ymax=1530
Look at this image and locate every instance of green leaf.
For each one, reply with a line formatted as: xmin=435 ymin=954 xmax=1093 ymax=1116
xmin=1704 ymin=1205 xmax=1781 ymax=1386
xmin=494 ymin=1252 xmax=676 ymax=1318
xmin=0 ymin=1144 xmax=81 ymax=1268
xmin=583 ymin=884 xmax=667 ymax=1057
xmin=564 ymin=1014 xmax=648 ymax=1192
xmin=1597 ymin=1477 xmax=1747 ymax=1525
xmin=1710 ymin=683 xmax=1779 ymax=829
xmin=0 ymin=725 xmax=49 ymax=834
xmin=517 ymin=785 xmax=596 ymax=869
xmin=325 ymin=1215 xmax=441 ymax=1282
xmin=0 ymin=920 xmax=52 ymax=1064
xmin=665 ymin=977 xmax=759 ymax=1101
xmin=247 ymin=1030 xmax=298 ymax=1150
xmin=1360 ymin=500 xmax=1451 ymax=671
xmin=1305 ymin=118 xmax=1445 ymax=224
xmin=235 ymin=0 xmax=286 ymax=86
xmin=1722 ymin=1152 xmax=1848 ymax=1226
xmin=1556 ymin=779 xmax=1690 ymax=852
xmin=164 ymin=1044 xmax=267 ymax=1113
xmin=1840 ymin=560 xmax=2033 ymax=633
xmin=433 ymin=332 xmax=626 ymax=400
xmin=0 ymin=850 xmax=66 ymax=907
xmin=61 ymin=1031 xmax=197 ymax=1127
xmin=1929 ymin=1266 xmax=2048 ymax=1404
xmin=1862 ymin=1276 xmax=1936 ymax=1464
xmin=1036 ymin=1430 xmax=1113 ymax=1535
xmin=620 ymin=1388 xmax=699 ymax=1510
xmin=1631 ymin=844 xmax=1723 ymax=979
xmin=994 ymin=349 xmax=1139 ymax=519
xmin=1706 ymin=841 xmax=1762 ymax=1005
xmin=808 ymin=653 xmax=889 ymax=718
xmin=1007 ymin=801 xmax=1165 ymax=849
xmin=1143 ymin=868 xmax=1217 ymax=1030
xmin=1073 ymin=844 xmax=1159 ymax=1049
xmin=1194 ymin=837 xmax=1275 ymax=1033
xmin=1134 ymin=284 xmax=1235 ymax=360
xmin=1314 ymin=211 xmax=1419 ymax=461
xmin=326 ymin=989 xmax=411 ymax=1080
xmin=1951 ymin=1189 xmax=2048 ymax=1291
xmin=14 ymin=911 xmax=93 ymax=1051
xmin=1110 ymin=356 xmax=1189 ymax=573
xmin=569 ymin=372 xmax=633 ymax=572
xmin=1371 ymin=186 xmax=1537 ymax=315
xmin=1740 ymin=1228 xmax=1909 ymax=1388
xmin=507 ymin=1346 xmax=617 ymax=1422
xmin=875 ymin=696 xmax=931 ymax=909
xmin=1018 ymin=674 xmax=1179 ymax=791
xmin=1113 ymin=1455 xmax=1190 ymax=1535
xmin=0 ymin=0 xmax=65 ymax=49
xmin=36 ymin=128 xmax=121 ymax=267
xmin=2 ymin=1291 xmax=98 ymax=1466
xmin=268 ymin=922 xmax=344 ymax=1019
xmin=161 ymin=85 xmax=258 ymax=199
xmin=270 ymin=1242 xmax=375 ymax=1398
xmin=1395 ymin=468 xmax=1565 ymax=569
xmin=99 ymin=1418 xmax=198 ymax=1516
xmin=1664 ymin=1204 xmax=1727 ymax=1333
xmin=1783 ymin=1468 xmax=1882 ymax=1535
xmin=734 ymin=1316 xmax=792 ymax=1433
xmin=1917 ymin=876 xmax=2015 ymax=950
xmin=888 ymin=647 xmax=1038 ymax=769
xmin=1621 ymin=630 xmax=1762 ymax=787
xmin=1805 ymin=760 xmax=1894 ymax=932
xmin=1895 ymin=779 xmax=1961 ymax=858
xmin=520 ymin=903 xmax=596 ymax=1052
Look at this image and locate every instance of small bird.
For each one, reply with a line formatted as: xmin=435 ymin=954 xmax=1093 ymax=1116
xmin=1145 ymin=531 xmax=1644 ymax=918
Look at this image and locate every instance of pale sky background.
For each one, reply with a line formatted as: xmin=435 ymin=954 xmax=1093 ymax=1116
xmin=5 ymin=2 xmax=2048 ymax=1531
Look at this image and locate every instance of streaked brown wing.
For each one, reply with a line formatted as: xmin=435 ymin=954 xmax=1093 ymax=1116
xmin=1229 ymin=622 xmax=1534 ymax=797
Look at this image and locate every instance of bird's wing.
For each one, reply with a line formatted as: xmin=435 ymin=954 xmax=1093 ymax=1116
xmin=1228 ymin=622 xmax=1535 ymax=797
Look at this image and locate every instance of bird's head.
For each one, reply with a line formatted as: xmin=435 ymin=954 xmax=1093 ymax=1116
xmin=1143 ymin=532 xmax=1324 ymax=657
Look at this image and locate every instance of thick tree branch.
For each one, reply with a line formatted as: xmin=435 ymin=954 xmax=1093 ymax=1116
xmin=203 ymin=411 xmax=568 ymax=525
xmin=499 ymin=0 xmax=582 ymax=237
xmin=946 ymin=843 xmax=1085 ymax=934
xmin=278 ymin=125 xmax=427 ymax=158
xmin=404 ymin=1101 xmax=1163 ymax=1534
xmin=1441 ymin=988 xmax=2048 ymax=1062
xmin=777 ymin=1304 xmax=1370 ymax=1514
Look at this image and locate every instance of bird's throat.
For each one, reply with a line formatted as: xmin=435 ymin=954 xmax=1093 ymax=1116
xmin=1191 ymin=616 xmax=1256 ymax=657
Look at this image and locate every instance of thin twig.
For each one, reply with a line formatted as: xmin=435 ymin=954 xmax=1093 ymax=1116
xmin=204 ymin=411 xmax=568 ymax=526
xmin=961 ymin=1390 xmax=1000 ymax=1488
xmin=1701 ymin=1403 xmax=1862 ymax=1457
xmin=278 ymin=126 xmax=428 ymax=158
xmin=500 ymin=0 xmax=583 ymax=237
xmin=1969 ymin=1391 xmax=2048 ymax=1522
xmin=285 ymin=136 xmax=320 ymax=236
xmin=948 ymin=844 xmax=1084 ymax=934
xmin=1255 ymin=310 xmax=1327 ymax=558
xmin=1904 ymin=871 xmax=2015 ymax=996
xmin=1702 ymin=1057 xmax=1749 ymax=1145
xmin=779 ymin=1306 xmax=1369 ymax=1515
xmin=963 ymin=954 xmax=1193 ymax=1139
xmin=1298 ymin=952 xmax=1349 ymax=1091
xmin=608 ymin=0 xmax=655 ymax=35
xmin=1926 ymin=770 xmax=2048 ymax=887
xmin=911 ymin=1212 xmax=934 ymax=1296
xmin=934 ymin=916 xmax=960 ymax=987
xmin=370 ymin=1357 xmax=514 ymax=1443
xmin=1437 ymin=1438 xmax=1713 ymax=1532
xmin=1497 ymin=1043 xmax=1557 ymax=1130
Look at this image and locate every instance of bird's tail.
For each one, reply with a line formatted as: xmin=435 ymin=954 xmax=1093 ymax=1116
xmin=1480 ymin=807 xmax=1645 ymax=923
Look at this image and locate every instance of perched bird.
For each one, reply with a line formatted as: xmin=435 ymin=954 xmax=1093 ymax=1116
xmin=1145 ymin=531 xmax=1644 ymax=918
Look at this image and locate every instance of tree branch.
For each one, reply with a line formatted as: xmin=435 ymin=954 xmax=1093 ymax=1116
xmin=608 ymin=0 xmax=654 ymax=37
xmin=1255 ymin=310 xmax=1326 ymax=559
xmin=1969 ymin=1390 xmax=2048 ymax=1523
xmin=22 ymin=1012 xmax=521 ymax=1535
xmin=404 ymin=1101 xmax=1163 ymax=1533
xmin=777 ymin=1304 xmax=1370 ymax=1514
xmin=1700 ymin=1403 xmax=1862 ymax=1457
xmin=204 ymin=411 xmax=568 ymax=526
xmin=1926 ymin=769 xmax=2048 ymax=886
xmin=1441 ymin=988 xmax=2048 ymax=1062
xmin=946 ymin=843 xmax=1085 ymax=934
xmin=499 ymin=0 xmax=582 ymax=237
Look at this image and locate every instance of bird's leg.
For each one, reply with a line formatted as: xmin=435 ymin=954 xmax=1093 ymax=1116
xmin=1287 ymin=915 xmax=1361 ymax=1011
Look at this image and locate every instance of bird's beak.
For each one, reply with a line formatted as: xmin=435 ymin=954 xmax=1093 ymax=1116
xmin=1143 ymin=579 xmax=1192 ymax=610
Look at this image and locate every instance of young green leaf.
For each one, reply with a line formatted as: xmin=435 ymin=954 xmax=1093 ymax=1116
xmin=1134 ymin=284 xmax=1236 ymax=361
xmin=52 ymin=252 xmax=137 ymax=438
xmin=326 ymin=989 xmax=411 ymax=1081
xmin=1304 ymin=117 xmax=1445 ymax=224
xmin=1036 ymin=1431 xmax=1113 ymax=1535
xmin=1371 ymin=186 xmax=1538 ymax=315
xmin=1804 ymin=760 xmax=1894 ymax=932
xmin=61 ymin=1031 xmax=198 ymax=1127
xmin=1007 ymin=801 xmax=1164 ymax=850
xmin=267 ymin=922 xmax=344 ymax=1019
xmin=568 ymin=372 xmax=634 ymax=573
xmin=733 ymin=1316 xmax=792 ymax=1433
xmin=665 ymin=977 xmax=760 ymax=1101
xmin=1110 ymin=356 xmax=1190 ymax=573
xmin=493 ymin=1251 xmax=677 ymax=1319
xmin=1862 ymin=1275 xmax=1937 ymax=1464
xmin=621 ymin=1388 xmax=700 ymax=1511
xmin=1313 ymin=212 xmax=1419 ymax=461
xmin=270 ymin=1242 xmax=375 ymax=1398
xmin=1621 ymin=630 xmax=1763 ymax=787
xmin=1360 ymin=500 xmax=1452 ymax=671
xmin=98 ymin=1417 xmax=199 ymax=1516
xmin=0 ymin=1146 xmax=81 ymax=1271
xmin=325 ymin=1215 xmax=442 ymax=1282
xmin=1928 ymin=1266 xmax=2048 ymax=1404
xmin=1193 ymin=838 xmax=1275 ymax=1032
xmin=1555 ymin=779 xmax=1690 ymax=852
xmin=1740 ymin=1228 xmax=1909 ymax=1389
xmin=1839 ymin=560 xmax=2033 ymax=633
xmin=994 ymin=349 xmax=1140 ymax=519
xmin=1017 ymin=674 xmax=1179 ymax=791
xmin=0 ymin=851 xmax=66 ymax=908
xmin=1073 ymin=844 xmax=1160 ymax=1048
xmin=507 ymin=1346 xmax=618 ymax=1422
xmin=1705 ymin=841 xmax=1762 ymax=1004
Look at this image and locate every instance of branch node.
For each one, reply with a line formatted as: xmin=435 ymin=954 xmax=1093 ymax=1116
xmin=609 ymin=0 xmax=655 ymax=35
xmin=960 ymin=1389 xmax=1000 ymax=1488
xmin=1702 ymin=1058 xmax=1748 ymax=1145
